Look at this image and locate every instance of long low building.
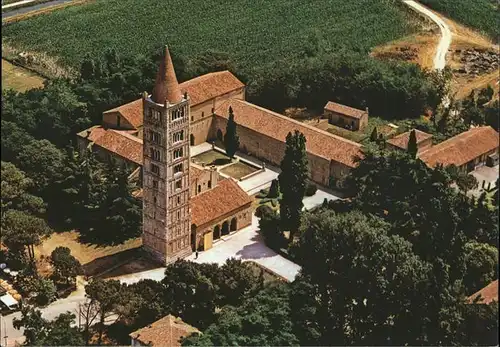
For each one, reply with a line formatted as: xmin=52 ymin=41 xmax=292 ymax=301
xmin=212 ymin=99 xmax=363 ymax=186
xmin=419 ymin=126 xmax=499 ymax=172
xmin=78 ymin=70 xmax=364 ymax=187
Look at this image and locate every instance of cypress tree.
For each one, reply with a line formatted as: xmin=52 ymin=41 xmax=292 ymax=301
xmin=407 ymin=129 xmax=418 ymax=158
xmin=370 ymin=127 xmax=378 ymax=142
xmin=278 ymin=130 xmax=309 ymax=241
xmin=224 ymin=106 xmax=240 ymax=159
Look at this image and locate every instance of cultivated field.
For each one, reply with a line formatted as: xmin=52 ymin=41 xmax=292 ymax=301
xmin=419 ymin=0 xmax=499 ymax=41
xmin=1 ymin=59 xmax=45 ymax=92
xmin=2 ymin=0 xmax=421 ymax=70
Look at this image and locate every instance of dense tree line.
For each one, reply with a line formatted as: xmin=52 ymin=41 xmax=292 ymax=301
xmin=246 ymin=50 xmax=448 ymax=119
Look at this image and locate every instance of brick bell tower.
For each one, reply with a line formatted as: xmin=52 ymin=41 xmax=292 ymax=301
xmin=142 ymin=46 xmax=192 ymax=264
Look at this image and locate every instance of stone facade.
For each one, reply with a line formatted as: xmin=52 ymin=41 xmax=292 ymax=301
xmin=141 ymin=47 xmax=193 ymax=265
xmin=324 ymin=101 xmax=369 ymax=131
xmin=190 ymin=164 xmax=219 ymax=197
xmin=193 ymin=205 xmax=252 ymax=251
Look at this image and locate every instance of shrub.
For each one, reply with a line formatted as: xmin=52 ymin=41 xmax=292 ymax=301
xmin=305 ymin=182 xmax=317 ymax=197
xmin=258 ymin=209 xmax=285 ymax=250
xmin=33 ymin=278 xmax=57 ymax=306
xmin=259 ymin=198 xmax=272 ymax=204
xmin=255 ymin=205 xmax=274 ymax=219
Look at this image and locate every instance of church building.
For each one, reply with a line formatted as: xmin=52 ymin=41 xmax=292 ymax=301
xmin=76 ymin=45 xmax=369 ymax=264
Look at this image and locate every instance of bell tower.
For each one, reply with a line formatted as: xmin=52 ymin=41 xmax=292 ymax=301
xmin=142 ymin=46 xmax=192 ymax=264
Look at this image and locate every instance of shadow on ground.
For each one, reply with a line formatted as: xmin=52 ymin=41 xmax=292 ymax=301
xmin=235 ymin=233 xmax=277 ymax=260
xmin=77 ymin=227 xmax=141 ymax=248
xmin=82 ymin=247 xmax=144 ymax=277
xmin=99 ymin=256 xmax=161 ymax=280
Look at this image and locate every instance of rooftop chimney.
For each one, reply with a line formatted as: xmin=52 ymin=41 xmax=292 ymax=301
xmin=151 ymin=46 xmax=182 ymax=105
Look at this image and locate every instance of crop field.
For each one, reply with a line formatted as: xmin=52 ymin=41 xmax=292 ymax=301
xmin=419 ymin=0 xmax=499 ymax=41
xmin=2 ymin=0 xmax=420 ymax=70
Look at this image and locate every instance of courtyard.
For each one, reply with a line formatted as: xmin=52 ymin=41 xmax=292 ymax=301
xmin=470 ymin=164 xmax=499 ymax=198
xmin=192 ymin=149 xmax=231 ymax=166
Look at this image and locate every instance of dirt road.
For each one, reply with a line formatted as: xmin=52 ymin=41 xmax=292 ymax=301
xmin=403 ymin=0 xmax=452 ymax=70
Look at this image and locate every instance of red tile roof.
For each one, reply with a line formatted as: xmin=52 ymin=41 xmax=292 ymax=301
xmin=91 ymin=128 xmax=143 ymax=165
xmin=468 ymin=280 xmax=498 ymax=304
xmin=129 ymin=315 xmax=199 ymax=347
xmin=77 ymin=125 xmax=107 ymax=142
xmin=152 ymin=46 xmax=183 ymax=104
xmin=103 ymin=99 xmax=143 ymax=129
xmin=101 ymin=71 xmax=244 ymax=129
xmin=419 ymin=126 xmax=499 ymax=167
xmin=324 ymin=101 xmax=367 ymax=120
xmin=387 ymin=129 xmax=433 ymax=150
xmin=215 ymin=99 xmax=363 ymax=167
xmin=191 ymin=178 xmax=252 ymax=227
xmin=180 ymin=70 xmax=244 ymax=106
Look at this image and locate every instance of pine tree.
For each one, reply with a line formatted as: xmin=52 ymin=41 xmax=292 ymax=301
xmin=407 ymin=129 xmax=418 ymax=158
xmin=278 ymin=130 xmax=309 ymax=241
xmin=224 ymin=106 xmax=240 ymax=159
xmin=370 ymin=127 xmax=378 ymax=142
xmin=100 ymin=163 xmax=142 ymax=243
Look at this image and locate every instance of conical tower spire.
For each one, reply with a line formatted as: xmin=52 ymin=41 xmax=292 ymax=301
xmin=151 ymin=45 xmax=182 ymax=104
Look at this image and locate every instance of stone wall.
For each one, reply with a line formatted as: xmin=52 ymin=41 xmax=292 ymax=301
xmin=211 ymin=115 xmax=346 ymax=185
xmin=191 ymin=165 xmax=219 ymax=197
xmin=102 ymin=111 xmax=137 ymax=130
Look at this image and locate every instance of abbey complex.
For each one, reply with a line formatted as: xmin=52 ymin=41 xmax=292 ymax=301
xmin=77 ymin=47 xmax=499 ymax=265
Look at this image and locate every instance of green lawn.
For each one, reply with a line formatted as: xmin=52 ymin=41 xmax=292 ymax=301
xmin=2 ymin=0 xmax=420 ymax=70
xmin=192 ymin=150 xmax=231 ymax=166
xmin=220 ymin=161 xmax=258 ymax=180
xmin=325 ymin=117 xmax=401 ymax=144
xmin=419 ymin=0 xmax=499 ymax=41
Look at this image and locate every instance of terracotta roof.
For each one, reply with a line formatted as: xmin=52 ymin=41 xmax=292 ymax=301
xmin=103 ymin=99 xmax=143 ymax=129
xmin=387 ymin=129 xmax=433 ymax=150
xmin=152 ymin=46 xmax=183 ymax=104
xmin=101 ymin=71 xmax=244 ymax=128
xmin=468 ymin=280 xmax=498 ymax=304
xmin=324 ymin=101 xmax=367 ymax=119
xmin=129 ymin=315 xmax=199 ymax=347
xmin=92 ymin=128 xmax=143 ymax=165
xmin=179 ymin=71 xmax=244 ymax=106
xmin=419 ymin=126 xmax=499 ymax=167
xmin=191 ymin=178 xmax=252 ymax=227
xmin=215 ymin=99 xmax=363 ymax=167
xmin=77 ymin=125 xmax=107 ymax=143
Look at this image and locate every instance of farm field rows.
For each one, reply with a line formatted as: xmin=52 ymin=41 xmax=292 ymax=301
xmin=2 ymin=0 xmax=421 ymax=70
xmin=419 ymin=0 xmax=499 ymax=41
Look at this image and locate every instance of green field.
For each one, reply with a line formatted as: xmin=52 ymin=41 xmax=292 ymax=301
xmin=419 ymin=0 xmax=499 ymax=41
xmin=2 ymin=0 xmax=420 ymax=70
